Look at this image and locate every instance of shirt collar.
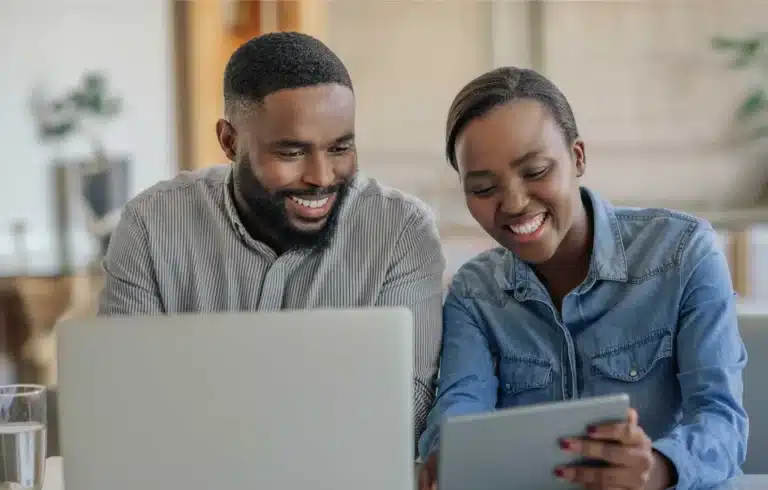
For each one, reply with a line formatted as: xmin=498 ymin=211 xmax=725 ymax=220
xmin=223 ymin=165 xmax=248 ymax=239
xmin=506 ymin=187 xmax=628 ymax=294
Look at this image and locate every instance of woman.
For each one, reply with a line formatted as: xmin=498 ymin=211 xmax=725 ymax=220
xmin=418 ymin=67 xmax=748 ymax=490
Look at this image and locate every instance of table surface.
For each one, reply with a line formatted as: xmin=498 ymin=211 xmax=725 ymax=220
xmin=41 ymin=457 xmax=768 ymax=490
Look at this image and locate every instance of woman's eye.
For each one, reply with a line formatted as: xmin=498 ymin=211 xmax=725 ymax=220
xmin=525 ymin=167 xmax=549 ymax=179
xmin=471 ymin=187 xmax=496 ymax=197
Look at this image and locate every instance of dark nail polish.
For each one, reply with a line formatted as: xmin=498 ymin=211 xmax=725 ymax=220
xmin=559 ymin=439 xmax=571 ymax=450
xmin=554 ymin=468 xmax=564 ymax=478
xmin=587 ymin=425 xmax=597 ymax=434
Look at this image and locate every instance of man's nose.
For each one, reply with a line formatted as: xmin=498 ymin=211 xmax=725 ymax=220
xmin=302 ymin=156 xmax=335 ymax=188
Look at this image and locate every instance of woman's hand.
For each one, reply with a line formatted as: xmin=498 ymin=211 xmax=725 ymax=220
xmin=418 ymin=452 xmax=439 ymax=490
xmin=555 ymin=409 xmax=676 ymax=489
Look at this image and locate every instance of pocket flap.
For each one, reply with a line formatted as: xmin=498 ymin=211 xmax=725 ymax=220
xmin=590 ymin=329 xmax=673 ymax=382
xmin=500 ymin=356 xmax=553 ymax=395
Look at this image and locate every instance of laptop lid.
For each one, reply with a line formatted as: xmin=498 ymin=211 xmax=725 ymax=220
xmin=56 ymin=308 xmax=414 ymax=490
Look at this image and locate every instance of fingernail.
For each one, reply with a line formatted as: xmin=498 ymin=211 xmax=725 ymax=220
xmin=587 ymin=425 xmax=597 ymax=434
xmin=553 ymin=468 xmax=565 ymax=478
xmin=559 ymin=439 xmax=571 ymax=450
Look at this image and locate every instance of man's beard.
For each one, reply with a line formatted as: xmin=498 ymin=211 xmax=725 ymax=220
xmin=233 ymin=155 xmax=352 ymax=252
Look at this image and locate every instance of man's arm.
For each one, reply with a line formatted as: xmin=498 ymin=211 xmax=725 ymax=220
xmin=651 ymin=223 xmax=748 ymax=488
xmin=98 ymin=205 xmax=165 ymax=315
xmin=375 ymin=204 xmax=445 ymax=446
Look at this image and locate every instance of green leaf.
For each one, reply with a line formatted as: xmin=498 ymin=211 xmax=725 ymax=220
xmin=712 ymin=36 xmax=745 ymax=51
xmin=101 ymin=98 xmax=121 ymax=117
xmin=730 ymin=39 xmax=763 ymax=68
xmin=41 ymin=120 xmax=76 ymax=139
xmin=737 ymin=88 xmax=768 ymax=120
xmin=83 ymin=73 xmax=106 ymax=93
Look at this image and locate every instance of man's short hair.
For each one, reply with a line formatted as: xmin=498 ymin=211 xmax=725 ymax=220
xmin=223 ymin=31 xmax=353 ymax=119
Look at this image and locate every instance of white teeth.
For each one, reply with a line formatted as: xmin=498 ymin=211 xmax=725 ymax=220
xmin=290 ymin=196 xmax=329 ymax=209
xmin=509 ymin=214 xmax=546 ymax=235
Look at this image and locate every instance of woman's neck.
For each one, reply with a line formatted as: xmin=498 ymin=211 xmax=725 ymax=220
xmin=534 ymin=194 xmax=593 ymax=309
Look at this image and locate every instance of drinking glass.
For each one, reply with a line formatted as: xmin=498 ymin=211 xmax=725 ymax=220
xmin=0 ymin=385 xmax=46 ymax=490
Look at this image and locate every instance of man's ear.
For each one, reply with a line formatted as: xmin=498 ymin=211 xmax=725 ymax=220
xmin=572 ymin=139 xmax=586 ymax=177
xmin=216 ymin=119 xmax=238 ymax=161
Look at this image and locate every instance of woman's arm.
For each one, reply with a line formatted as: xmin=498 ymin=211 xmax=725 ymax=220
xmin=417 ymin=290 xmax=499 ymax=460
xmin=651 ymin=223 xmax=748 ymax=489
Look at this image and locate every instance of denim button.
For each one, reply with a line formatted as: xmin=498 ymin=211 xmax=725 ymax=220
xmin=629 ymin=368 xmax=638 ymax=377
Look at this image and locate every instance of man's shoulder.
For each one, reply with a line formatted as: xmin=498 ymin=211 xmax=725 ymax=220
xmin=125 ymin=165 xmax=229 ymax=217
xmin=348 ymin=174 xmax=436 ymax=227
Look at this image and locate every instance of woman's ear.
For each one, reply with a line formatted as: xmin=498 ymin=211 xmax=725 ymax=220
xmin=216 ymin=119 xmax=238 ymax=161
xmin=572 ymin=139 xmax=586 ymax=177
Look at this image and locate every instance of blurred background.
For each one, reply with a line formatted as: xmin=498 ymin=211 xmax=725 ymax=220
xmin=1 ymin=0 xmax=767 ymax=385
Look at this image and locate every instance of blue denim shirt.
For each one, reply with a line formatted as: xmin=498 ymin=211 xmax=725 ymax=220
xmin=419 ymin=188 xmax=748 ymax=489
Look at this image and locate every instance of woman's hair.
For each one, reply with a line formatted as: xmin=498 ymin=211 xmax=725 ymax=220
xmin=445 ymin=67 xmax=580 ymax=170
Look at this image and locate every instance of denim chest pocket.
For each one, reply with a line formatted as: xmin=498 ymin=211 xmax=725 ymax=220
xmin=590 ymin=328 xmax=673 ymax=384
xmin=498 ymin=356 xmax=554 ymax=408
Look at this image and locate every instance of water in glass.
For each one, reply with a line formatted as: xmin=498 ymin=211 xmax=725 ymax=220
xmin=0 ymin=386 xmax=46 ymax=490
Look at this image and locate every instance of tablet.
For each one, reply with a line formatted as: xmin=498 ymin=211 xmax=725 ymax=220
xmin=438 ymin=393 xmax=631 ymax=490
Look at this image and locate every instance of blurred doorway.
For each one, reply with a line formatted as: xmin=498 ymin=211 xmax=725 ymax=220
xmin=173 ymin=0 xmax=328 ymax=172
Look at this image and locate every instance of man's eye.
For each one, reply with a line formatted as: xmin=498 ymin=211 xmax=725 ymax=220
xmin=329 ymin=145 xmax=353 ymax=155
xmin=278 ymin=150 xmax=304 ymax=158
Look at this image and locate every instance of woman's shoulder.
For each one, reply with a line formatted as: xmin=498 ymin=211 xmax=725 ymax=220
xmin=611 ymin=204 xmax=720 ymax=276
xmin=447 ymin=247 xmax=513 ymax=301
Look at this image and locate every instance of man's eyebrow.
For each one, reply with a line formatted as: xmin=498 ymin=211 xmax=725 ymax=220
xmin=270 ymin=139 xmax=312 ymax=149
xmin=333 ymin=132 xmax=355 ymax=144
xmin=269 ymin=133 xmax=355 ymax=149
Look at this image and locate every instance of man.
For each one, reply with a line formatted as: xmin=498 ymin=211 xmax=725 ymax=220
xmin=97 ymin=32 xmax=445 ymax=443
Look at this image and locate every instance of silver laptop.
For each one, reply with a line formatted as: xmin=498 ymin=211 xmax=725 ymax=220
xmin=56 ymin=308 xmax=415 ymax=490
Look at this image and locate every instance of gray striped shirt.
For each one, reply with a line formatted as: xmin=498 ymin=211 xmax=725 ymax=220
xmin=97 ymin=164 xmax=445 ymax=442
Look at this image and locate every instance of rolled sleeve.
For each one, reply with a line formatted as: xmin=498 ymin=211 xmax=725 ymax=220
xmin=652 ymin=224 xmax=748 ymax=489
xmin=375 ymin=204 xmax=445 ymax=447
xmin=98 ymin=205 xmax=165 ymax=315
xmin=417 ymin=290 xmax=498 ymax=460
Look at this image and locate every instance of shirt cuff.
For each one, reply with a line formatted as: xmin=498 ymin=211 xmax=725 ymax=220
xmin=652 ymin=437 xmax=686 ymax=489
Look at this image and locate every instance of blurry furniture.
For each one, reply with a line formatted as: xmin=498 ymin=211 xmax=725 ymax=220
xmin=690 ymin=206 xmax=768 ymax=299
xmin=25 ymin=269 xmax=104 ymax=386
xmin=36 ymin=457 xmax=768 ymax=490
xmin=0 ymin=274 xmax=84 ymax=385
xmin=737 ymin=304 xmax=768 ymax=474
xmin=47 ymin=385 xmax=60 ymax=457
xmin=0 ymin=282 xmax=35 ymax=383
xmin=174 ymin=0 xmax=325 ymax=171
xmin=12 ymin=276 xmax=73 ymax=385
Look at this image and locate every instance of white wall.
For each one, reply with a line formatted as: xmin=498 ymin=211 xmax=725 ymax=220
xmin=327 ymin=0 xmax=768 ymax=228
xmin=540 ymin=0 xmax=768 ymax=207
xmin=0 ymin=0 xmax=176 ymax=275
xmin=326 ymin=0 xmax=492 ymax=226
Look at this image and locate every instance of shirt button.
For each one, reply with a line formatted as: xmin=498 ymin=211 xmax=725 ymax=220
xmin=629 ymin=369 xmax=638 ymax=378
xmin=505 ymin=383 xmax=512 ymax=390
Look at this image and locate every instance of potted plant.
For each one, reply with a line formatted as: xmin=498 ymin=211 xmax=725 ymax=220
xmin=712 ymin=34 xmax=768 ymax=141
xmin=30 ymin=72 xmax=130 ymax=271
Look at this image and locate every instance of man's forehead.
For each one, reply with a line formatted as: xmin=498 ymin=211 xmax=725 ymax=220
xmin=246 ymin=84 xmax=355 ymax=141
